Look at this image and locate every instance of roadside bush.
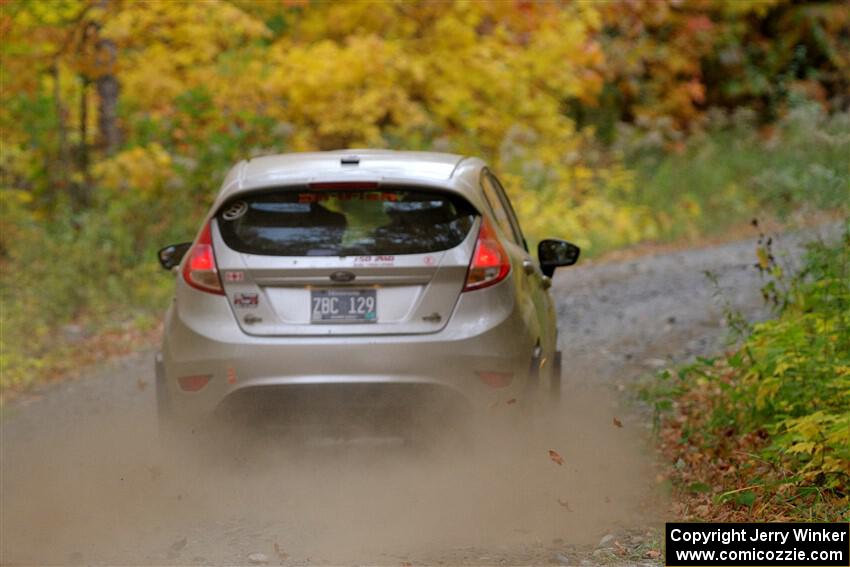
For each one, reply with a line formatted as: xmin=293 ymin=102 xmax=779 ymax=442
xmin=0 ymin=145 xmax=198 ymax=391
xmin=646 ymin=220 xmax=850 ymax=520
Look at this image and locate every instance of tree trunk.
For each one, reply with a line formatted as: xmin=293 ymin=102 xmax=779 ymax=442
xmin=73 ymin=75 xmax=92 ymax=211
xmin=95 ymin=0 xmax=121 ymax=155
xmin=51 ymin=62 xmax=71 ymax=207
xmin=95 ymin=47 xmax=120 ymax=154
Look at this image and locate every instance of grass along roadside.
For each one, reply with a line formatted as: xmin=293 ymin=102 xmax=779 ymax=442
xmin=0 ymin=316 xmax=161 ymax=405
xmin=642 ymin=219 xmax=850 ymax=521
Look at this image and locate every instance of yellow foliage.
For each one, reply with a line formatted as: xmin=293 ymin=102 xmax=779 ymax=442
xmin=104 ymin=0 xmax=269 ymax=112
xmin=787 ymin=441 xmax=816 ymax=455
xmin=92 ymin=144 xmax=174 ymax=195
xmin=262 ymin=36 xmax=428 ymax=150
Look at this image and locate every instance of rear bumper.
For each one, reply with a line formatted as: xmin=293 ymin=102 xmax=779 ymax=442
xmin=160 ymin=291 xmax=537 ymax=424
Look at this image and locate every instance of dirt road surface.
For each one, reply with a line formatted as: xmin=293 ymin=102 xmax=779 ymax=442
xmin=2 ymin=226 xmax=834 ymax=566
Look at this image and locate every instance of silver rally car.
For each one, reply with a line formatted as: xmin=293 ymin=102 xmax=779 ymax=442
xmin=156 ymin=150 xmax=579 ymax=440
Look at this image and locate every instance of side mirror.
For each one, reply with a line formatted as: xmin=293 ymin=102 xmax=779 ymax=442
xmin=158 ymin=242 xmax=191 ymax=271
xmin=538 ymin=239 xmax=580 ymax=278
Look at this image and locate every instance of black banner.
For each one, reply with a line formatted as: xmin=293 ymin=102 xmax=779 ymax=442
xmin=666 ymin=523 xmax=849 ymax=566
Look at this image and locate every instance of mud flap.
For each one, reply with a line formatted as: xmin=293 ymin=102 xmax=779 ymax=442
xmin=154 ymin=352 xmax=169 ymax=420
xmin=522 ymin=346 xmax=547 ymax=413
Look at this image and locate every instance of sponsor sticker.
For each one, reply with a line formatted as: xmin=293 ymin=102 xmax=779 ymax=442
xmin=224 ymin=271 xmax=245 ymax=282
xmin=233 ymin=292 xmax=258 ymax=308
xmin=298 ymin=192 xmax=399 ymax=204
xmin=353 ymin=255 xmax=395 ymax=267
xmin=221 ymin=201 xmax=248 ymax=221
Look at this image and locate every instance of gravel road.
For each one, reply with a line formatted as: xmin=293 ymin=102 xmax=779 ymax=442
xmin=2 ymin=224 xmax=837 ymax=566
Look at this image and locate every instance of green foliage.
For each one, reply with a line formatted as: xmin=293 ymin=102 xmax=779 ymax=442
xmin=743 ymin=228 xmax=850 ymax=487
xmin=620 ymin=102 xmax=850 ymax=244
xmin=0 ymin=157 xmax=186 ymax=389
xmin=645 ymin=221 xmax=850 ymax=519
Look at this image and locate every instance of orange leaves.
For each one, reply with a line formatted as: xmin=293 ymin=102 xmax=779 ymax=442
xmin=685 ymin=79 xmax=706 ymax=105
xmin=685 ymin=15 xmax=714 ymax=34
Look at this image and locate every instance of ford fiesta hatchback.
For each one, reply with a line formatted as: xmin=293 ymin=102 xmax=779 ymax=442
xmin=156 ymin=150 xmax=579 ymax=441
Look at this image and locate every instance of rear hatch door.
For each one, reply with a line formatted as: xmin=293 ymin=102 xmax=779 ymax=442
xmin=212 ymin=184 xmax=478 ymax=336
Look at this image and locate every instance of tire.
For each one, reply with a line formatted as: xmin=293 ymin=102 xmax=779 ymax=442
xmin=550 ymin=350 xmax=562 ymax=405
xmin=525 ymin=350 xmax=543 ymax=404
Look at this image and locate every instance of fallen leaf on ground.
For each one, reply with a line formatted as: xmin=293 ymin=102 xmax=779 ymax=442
xmin=646 ymin=549 xmax=661 ymax=559
xmin=548 ymin=449 xmax=564 ymax=465
xmin=557 ymin=498 xmax=572 ymax=511
xmin=136 ymin=378 xmax=148 ymax=391
xmin=169 ymin=538 xmax=187 ymax=552
xmin=614 ymin=540 xmax=627 ymax=555
xmin=506 ymin=398 xmax=517 ymax=405
xmin=613 ymin=416 xmax=623 ymax=428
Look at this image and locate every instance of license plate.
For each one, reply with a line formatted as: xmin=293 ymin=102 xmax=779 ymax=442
xmin=311 ymin=289 xmax=377 ymax=323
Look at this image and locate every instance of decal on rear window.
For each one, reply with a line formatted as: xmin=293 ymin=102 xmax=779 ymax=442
xmin=217 ymin=187 xmax=476 ymax=257
xmin=221 ymin=200 xmax=248 ymax=221
xmin=298 ymin=192 xmax=399 ymax=203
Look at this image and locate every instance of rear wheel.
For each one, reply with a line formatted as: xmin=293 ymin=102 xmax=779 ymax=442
xmin=524 ymin=352 xmax=542 ymax=402
xmin=550 ymin=350 xmax=562 ymax=405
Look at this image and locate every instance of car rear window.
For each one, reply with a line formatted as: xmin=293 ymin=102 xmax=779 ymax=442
xmin=216 ymin=187 xmax=477 ymax=256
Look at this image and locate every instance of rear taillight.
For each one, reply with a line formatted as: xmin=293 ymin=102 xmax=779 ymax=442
xmin=463 ymin=217 xmax=511 ymax=291
xmin=182 ymin=221 xmax=224 ymax=295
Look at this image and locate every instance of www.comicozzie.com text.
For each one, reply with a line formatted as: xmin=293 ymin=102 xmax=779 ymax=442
xmin=670 ymin=526 xmax=848 ymax=546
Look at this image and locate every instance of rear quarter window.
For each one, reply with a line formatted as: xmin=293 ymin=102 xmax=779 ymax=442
xmin=216 ymin=187 xmax=477 ymax=257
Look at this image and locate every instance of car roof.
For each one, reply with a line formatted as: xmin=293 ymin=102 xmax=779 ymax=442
xmin=215 ymin=150 xmax=487 ymax=204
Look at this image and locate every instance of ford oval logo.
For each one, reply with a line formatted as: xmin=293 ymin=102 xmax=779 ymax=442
xmin=329 ymin=271 xmax=356 ymax=283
